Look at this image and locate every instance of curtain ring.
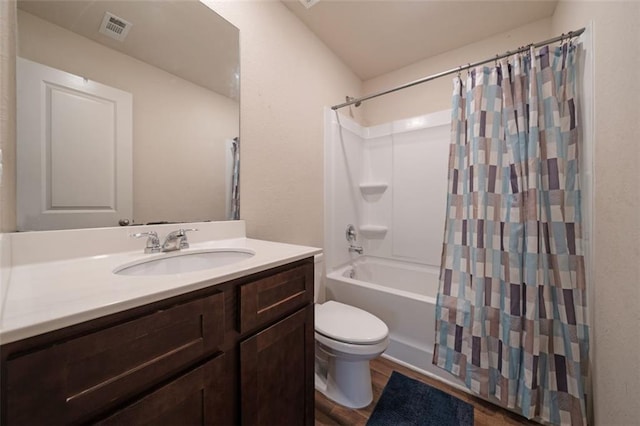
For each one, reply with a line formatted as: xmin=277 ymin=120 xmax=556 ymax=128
xmin=494 ymin=54 xmax=499 ymax=67
xmin=457 ymin=65 xmax=462 ymax=78
xmin=466 ymin=63 xmax=471 ymax=76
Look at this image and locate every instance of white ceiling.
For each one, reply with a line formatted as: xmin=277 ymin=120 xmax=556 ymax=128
xmin=18 ymin=0 xmax=239 ymax=99
xmin=282 ymin=0 xmax=558 ymax=80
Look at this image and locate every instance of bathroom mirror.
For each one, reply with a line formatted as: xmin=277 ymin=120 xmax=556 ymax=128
xmin=15 ymin=0 xmax=240 ymax=231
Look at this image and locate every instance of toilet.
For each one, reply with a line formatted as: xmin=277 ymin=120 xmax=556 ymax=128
xmin=313 ymin=255 xmax=389 ymax=409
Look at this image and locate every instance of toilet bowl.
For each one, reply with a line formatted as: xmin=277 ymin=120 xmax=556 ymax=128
xmin=314 ymin=300 xmax=389 ymax=408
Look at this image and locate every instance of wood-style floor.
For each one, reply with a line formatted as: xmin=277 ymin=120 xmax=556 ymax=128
xmin=315 ymin=356 xmax=538 ymax=426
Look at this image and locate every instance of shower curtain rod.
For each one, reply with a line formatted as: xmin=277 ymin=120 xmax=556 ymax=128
xmin=331 ymin=27 xmax=585 ymax=111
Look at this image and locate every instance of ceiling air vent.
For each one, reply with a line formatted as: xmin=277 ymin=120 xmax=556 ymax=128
xmin=99 ymin=12 xmax=132 ymax=42
xmin=299 ymin=0 xmax=321 ymax=9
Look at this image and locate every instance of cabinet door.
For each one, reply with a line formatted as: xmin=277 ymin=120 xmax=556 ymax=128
xmin=240 ymin=305 xmax=314 ymax=426
xmin=96 ymin=354 xmax=227 ymax=426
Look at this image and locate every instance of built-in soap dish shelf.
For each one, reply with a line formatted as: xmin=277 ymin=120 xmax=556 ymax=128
xmin=358 ymin=225 xmax=388 ymax=237
xmin=359 ymin=182 xmax=388 ymax=195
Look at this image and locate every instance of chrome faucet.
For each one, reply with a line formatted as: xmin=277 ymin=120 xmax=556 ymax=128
xmin=130 ymin=231 xmax=161 ymax=253
xmin=348 ymin=245 xmax=364 ymax=254
xmin=161 ymin=228 xmax=198 ymax=252
xmin=345 ymin=224 xmax=363 ymax=255
xmin=346 ymin=224 xmax=357 ymax=243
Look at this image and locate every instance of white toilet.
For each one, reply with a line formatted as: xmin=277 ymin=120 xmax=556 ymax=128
xmin=313 ymin=256 xmax=390 ymax=408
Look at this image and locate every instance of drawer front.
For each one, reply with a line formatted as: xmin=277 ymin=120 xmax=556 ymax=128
xmin=96 ymin=354 xmax=227 ymax=426
xmin=239 ymin=262 xmax=313 ymax=334
xmin=5 ymin=291 xmax=224 ymax=425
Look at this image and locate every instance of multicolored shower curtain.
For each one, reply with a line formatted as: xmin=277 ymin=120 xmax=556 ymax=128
xmin=433 ymin=43 xmax=589 ymax=426
xmin=229 ymin=137 xmax=240 ymax=220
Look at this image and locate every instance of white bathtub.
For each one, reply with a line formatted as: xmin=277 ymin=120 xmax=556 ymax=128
xmin=325 ymin=255 xmax=464 ymax=389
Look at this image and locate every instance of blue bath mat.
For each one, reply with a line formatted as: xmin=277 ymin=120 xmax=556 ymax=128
xmin=367 ymin=371 xmax=473 ymax=426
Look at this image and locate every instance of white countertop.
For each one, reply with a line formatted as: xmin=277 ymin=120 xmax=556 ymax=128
xmin=0 ymin=224 xmax=320 ymax=345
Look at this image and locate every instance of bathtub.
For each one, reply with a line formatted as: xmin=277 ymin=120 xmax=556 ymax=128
xmin=325 ymin=255 xmax=465 ymax=389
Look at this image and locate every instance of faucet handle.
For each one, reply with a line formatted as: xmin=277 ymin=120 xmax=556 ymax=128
xmin=130 ymin=231 xmax=161 ymax=253
xmin=178 ymin=228 xmax=198 ymax=249
xmin=346 ymin=224 xmax=357 ymax=243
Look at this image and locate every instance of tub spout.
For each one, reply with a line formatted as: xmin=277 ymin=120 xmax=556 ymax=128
xmin=349 ymin=245 xmax=363 ymax=255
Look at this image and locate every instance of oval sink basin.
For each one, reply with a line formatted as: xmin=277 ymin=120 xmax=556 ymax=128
xmin=114 ymin=249 xmax=255 ymax=276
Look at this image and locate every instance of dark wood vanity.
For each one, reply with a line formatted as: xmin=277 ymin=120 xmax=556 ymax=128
xmin=0 ymin=257 xmax=315 ymax=425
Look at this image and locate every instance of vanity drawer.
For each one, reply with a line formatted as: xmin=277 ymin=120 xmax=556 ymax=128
xmin=239 ymin=261 xmax=313 ymax=333
xmin=4 ymin=290 xmax=224 ymax=425
xmin=96 ymin=354 xmax=227 ymax=425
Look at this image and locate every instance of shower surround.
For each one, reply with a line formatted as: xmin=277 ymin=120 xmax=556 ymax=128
xmin=323 ymin=108 xmax=465 ymax=389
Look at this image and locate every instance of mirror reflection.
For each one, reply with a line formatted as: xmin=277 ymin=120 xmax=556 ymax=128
xmin=16 ymin=0 xmax=240 ymax=231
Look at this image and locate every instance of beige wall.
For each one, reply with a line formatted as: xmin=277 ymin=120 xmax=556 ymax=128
xmin=0 ymin=1 xmax=16 ymax=232
xmin=204 ymin=1 xmax=363 ymax=247
xmin=552 ymin=2 xmax=640 ymax=425
xmin=361 ymin=18 xmax=552 ymax=125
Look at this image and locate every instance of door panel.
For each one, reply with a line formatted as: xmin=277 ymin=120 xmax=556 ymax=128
xmin=17 ymin=57 xmax=132 ymax=230
xmin=49 ymin=86 xmax=116 ymax=208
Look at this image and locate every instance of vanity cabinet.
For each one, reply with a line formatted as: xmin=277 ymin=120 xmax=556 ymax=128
xmin=0 ymin=257 xmax=315 ymax=425
xmin=237 ymin=257 xmax=315 ymax=426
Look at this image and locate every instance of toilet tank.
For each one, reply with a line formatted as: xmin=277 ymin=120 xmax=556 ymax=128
xmin=314 ymin=253 xmax=325 ymax=303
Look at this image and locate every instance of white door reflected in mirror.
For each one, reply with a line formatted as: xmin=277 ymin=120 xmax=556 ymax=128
xmin=17 ymin=58 xmax=133 ymax=231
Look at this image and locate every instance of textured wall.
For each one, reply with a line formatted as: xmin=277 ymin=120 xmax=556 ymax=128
xmin=552 ymin=2 xmax=640 ymax=425
xmin=204 ymin=1 xmax=364 ymax=248
xmin=0 ymin=0 xmax=16 ymax=232
xmin=361 ymin=18 xmax=551 ymax=125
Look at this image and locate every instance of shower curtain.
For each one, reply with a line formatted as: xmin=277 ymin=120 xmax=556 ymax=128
xmin=433 ymin=44 xmax=589 ymax=426
xmin=228 ymin=137 xmax=240 ymax=220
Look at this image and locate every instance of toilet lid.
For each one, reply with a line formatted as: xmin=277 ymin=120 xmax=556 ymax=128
xmin=315 ymin=301 xmax=388 ymax=345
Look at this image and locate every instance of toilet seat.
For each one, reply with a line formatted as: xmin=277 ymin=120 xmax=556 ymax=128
xmin=315 ymin=301 xmax=388 ymax=345
xmin=316 ymin=332 xmax=390 ymax=358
